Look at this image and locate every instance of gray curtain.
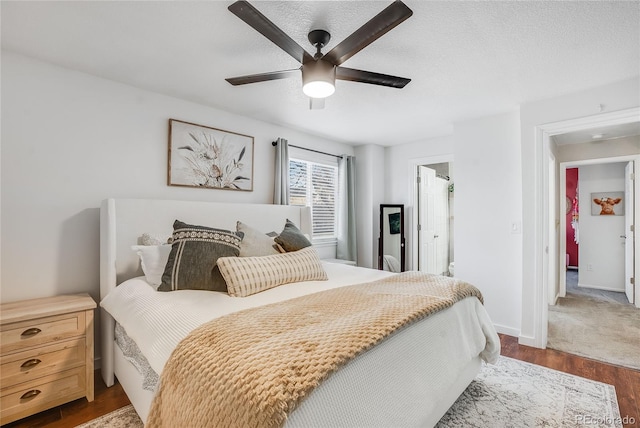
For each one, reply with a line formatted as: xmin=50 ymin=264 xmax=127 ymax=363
xmin=273 ymin=137 xmax=289 ymax=205
xmin=337 ymin=155 xmax=357 ymax=262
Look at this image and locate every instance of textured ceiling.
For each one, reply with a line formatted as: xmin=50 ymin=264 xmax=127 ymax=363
xmin=552 ymin=122 xmax=640 ymax=145
xmin=2 ymin=1 xmax=639 ymax=146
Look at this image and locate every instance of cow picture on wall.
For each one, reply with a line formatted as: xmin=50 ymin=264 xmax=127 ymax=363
xmin=591 ymin=192 xmax=624 ymax=216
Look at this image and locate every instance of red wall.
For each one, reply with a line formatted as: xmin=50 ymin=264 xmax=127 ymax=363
xmin=566 ymin=168 xmax=579 ymax=267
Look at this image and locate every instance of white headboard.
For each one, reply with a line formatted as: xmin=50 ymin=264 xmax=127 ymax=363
xmin=99 ymin=198 xmax=311 ymax=386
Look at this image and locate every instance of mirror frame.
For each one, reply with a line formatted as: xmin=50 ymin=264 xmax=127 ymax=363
xmin=378 ymin=204 xmax=405 ymax=271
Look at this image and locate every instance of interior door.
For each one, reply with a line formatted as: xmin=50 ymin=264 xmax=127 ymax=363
xmin=624 ymin=161 xmax=635 ymax=304
xmin=418 ymin=166 xmax=437 ymax=273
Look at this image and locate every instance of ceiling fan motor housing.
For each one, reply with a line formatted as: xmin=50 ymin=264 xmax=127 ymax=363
xmin=308 ymin=29 xmax=331 ymax=51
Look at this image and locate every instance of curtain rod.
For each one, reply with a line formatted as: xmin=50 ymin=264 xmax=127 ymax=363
xmin=272 ymin=141 xmax=343 ymax=159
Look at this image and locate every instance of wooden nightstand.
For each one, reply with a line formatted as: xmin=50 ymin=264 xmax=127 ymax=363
xmin=0 ymin=294 xmax=96 ymax=425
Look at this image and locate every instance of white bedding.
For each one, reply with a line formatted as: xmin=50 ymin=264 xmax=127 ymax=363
xmin=101 ymin=262 xmax=500 ymax=427
xmin=100 ymin=262 xmax=395 ymax=375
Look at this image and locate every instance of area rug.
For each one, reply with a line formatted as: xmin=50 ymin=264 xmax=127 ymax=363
xmin=77 ymin=357 xmax=622 ymax=428
xmin=437 ymin=356 xmax=621 ymax=427
xmin=548 ymin=293 xmax=640 ymax=371
xmin=75 ymin=405 xmax=142 ymax=428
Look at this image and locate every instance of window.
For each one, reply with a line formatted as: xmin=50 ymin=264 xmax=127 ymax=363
xmin=289 ymin=158 xmax=338 ymax=239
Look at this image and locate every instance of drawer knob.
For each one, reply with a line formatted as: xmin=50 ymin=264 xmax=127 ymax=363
xmin=20 ymin=328 xmax=42 ymax=338
xmin=20 ymin=358 xmax=42 ymax=369
xmin=20 ymin=389 xmax=41 ymax=400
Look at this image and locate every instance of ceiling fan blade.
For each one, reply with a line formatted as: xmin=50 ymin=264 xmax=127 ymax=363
xmin=309 ymin=98 xmax=325 ymax=110
xmin=228 ymin=1 xmax=314 ymax=64
xmin=323 ymin=1 xmax=413 ymax=66
xmin=226 ymin=68 xmax=300 ymax=86
xmin=336 ymin=67 xmax=410 ymax=88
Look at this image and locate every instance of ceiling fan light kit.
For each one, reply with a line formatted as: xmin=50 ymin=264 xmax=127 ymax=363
xmin=302 ymin=60 xmax=336 ymax=99
xmin=226 ymin=0 xmax=413 ymax=108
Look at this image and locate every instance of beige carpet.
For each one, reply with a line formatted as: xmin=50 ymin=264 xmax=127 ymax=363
xmin=548 ymin=293 xmax=640 ymax=371
xmin=75 ymin=357 xmax=622 ymax=428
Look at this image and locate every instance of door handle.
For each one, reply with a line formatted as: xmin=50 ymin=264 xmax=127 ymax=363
xmin=620 ymin=235 xmax=626 ymax=239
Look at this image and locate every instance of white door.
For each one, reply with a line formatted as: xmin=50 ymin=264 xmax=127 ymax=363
xmin=418 ymin=166 xmax=437 ymax=273
xmin=625 ymin=161 xmax=635 ymax=304
xmin=548 ymin=153 xmax=558 ymax=305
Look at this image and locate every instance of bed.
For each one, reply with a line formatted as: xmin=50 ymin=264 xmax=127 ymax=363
xmin=99 ymin=198 xmax=500 ymax=427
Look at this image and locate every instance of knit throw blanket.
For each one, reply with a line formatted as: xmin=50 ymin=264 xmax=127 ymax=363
xmin=146 ymin=272 xmax=483 ymax=428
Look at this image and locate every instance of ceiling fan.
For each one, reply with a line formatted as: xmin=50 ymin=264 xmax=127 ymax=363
xmin=225 ymin=0 xmax=413 ymax=109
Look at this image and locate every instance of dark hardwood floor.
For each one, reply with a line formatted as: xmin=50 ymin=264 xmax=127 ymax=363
xmin=4 ymin=334 xmax=639 ymax=427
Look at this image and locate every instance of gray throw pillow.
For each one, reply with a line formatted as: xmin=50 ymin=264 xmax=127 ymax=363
xmin=158 ymin=220 xmax=243 ymax=292
xmin=274 ymin=219 xmax=312 ymax=252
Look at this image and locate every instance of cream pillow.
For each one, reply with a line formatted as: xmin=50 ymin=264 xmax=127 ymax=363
xmin=236 ymin=221 xmax=280 ymax=257
xmin=217 ymin=247 xmax=328 ymax=297
xmin=132 ymin=245 xmax=172 ymax=289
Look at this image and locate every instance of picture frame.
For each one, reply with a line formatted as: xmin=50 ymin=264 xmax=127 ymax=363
xmin=168 ymin=119 xmax=254 ymax=191
xmin=591 ymin=191 xmax=624 ymax=216
xmin=388 ymin=212 xmax=401 ymax=234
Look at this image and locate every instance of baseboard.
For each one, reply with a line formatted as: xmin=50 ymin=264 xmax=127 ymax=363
xmin=94 ymin=356 xmax=101 ymax=370
xmin=493 ymin=323 xmax=520 ymax=338
xmin=577 ymin=283 xmax=625 ymax=293
xmin=517 ymin=334 xmax=539 ymax=348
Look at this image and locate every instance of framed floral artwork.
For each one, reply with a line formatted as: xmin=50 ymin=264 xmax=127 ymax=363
xmin=168 ymin=119 xmax=254 ymax=191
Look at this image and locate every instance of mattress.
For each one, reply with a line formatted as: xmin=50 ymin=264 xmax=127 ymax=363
xmin=101 ymin=262 xmax=500 ymax=426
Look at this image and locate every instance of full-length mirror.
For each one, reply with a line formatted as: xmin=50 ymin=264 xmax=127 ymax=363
xmin=378 ymin=204 xmax=405 ymax=272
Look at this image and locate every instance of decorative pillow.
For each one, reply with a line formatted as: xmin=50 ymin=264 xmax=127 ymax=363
xmin=132 ymin=244 xmax=172 ymax=289
xmin=236 ymin=221 xmax=280 ymax=257
xmin=158 ymin=220 xmax=243 ymax=292
xmin=274 ymin=219 xmax=312 ymax=252
xmin=140 ymin=233 xmax=172 ymax=246
xmin=217 ymin=247 xmax=328 ymax=297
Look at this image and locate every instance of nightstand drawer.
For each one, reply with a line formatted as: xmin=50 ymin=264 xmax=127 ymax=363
xmin=1 ymin=338 xmax=85 ymax=388
xmin=0 ymin=312 xmax=86 ymax=355
xmin=0 ymin=366 xmax=86 ymax=425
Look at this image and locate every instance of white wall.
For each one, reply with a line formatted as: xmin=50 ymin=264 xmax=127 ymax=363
xmin=384 ymin=136 xmax=454 ymax=270
xmin=578 ymin=163 xmax=626 ymax=291
xmin=520 ymin=77 xmax=640 ymax=345
xmin=453 ymin=111 xmax=523 ymax=336
xmin=354 ymin=144 xmax=385 ymax=268
xmin=1 ymin=52 xmax=354 ymax=302
xmin=382 ymin=115 xmax=523 ymax=336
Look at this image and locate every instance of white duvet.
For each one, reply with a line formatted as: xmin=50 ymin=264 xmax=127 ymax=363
xmin=101 ymin=262 xmax=395 ymax=375
xmin=101 ymin=262 xmax=500 ymax=427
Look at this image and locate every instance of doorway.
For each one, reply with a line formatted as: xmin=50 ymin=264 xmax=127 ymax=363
xmin=416 ymin=162 xmax=453 ymax=276
xmin=545 ymin=126 xmax=639 ymax=369
xmin=558 ymin=159 xmax=636 ymax=303
xmin=550 ymin=157 xmax=637 ymax=370
xmin=532 ymin=109 xmax=640 ymax=351
xmin=407 ymin=154 xmax=455 ymax=275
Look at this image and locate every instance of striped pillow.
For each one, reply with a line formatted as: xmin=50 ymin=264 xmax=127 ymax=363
xmin=217 ymin=247 xmax=328 ymax=297
xmin=158 ymin=220 xmax=243 ymax=292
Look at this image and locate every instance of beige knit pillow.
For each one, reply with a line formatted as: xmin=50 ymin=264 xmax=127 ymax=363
xmin=217 ymin=247 xmax=328 ymax=297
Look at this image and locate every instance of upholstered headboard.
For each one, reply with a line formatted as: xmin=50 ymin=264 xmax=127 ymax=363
xmin=99 ymin=198 xmax=311 ymax=386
